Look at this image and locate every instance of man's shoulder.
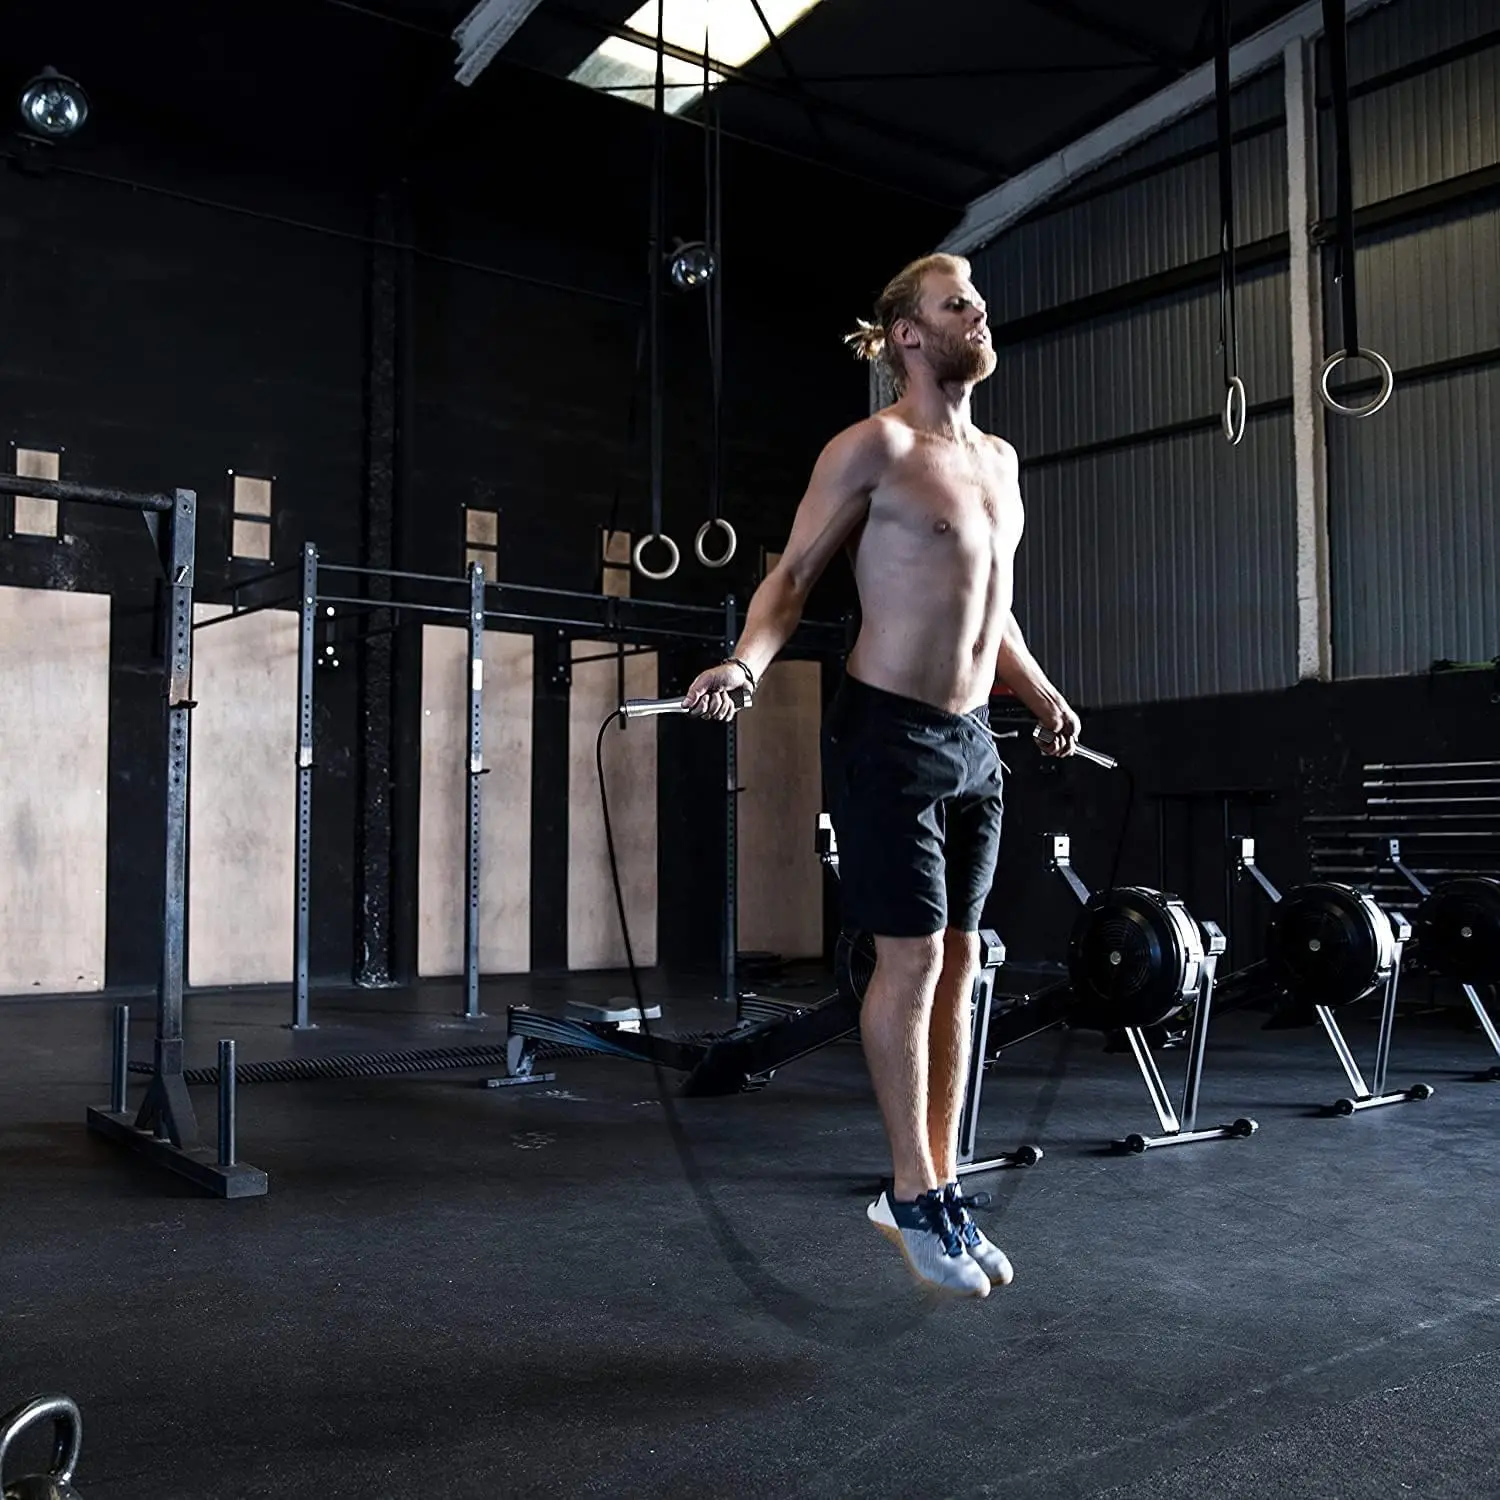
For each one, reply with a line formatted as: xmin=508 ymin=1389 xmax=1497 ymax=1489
xmin=842 ymin=409 xmax=911 ymax=443
xmin=825 ymin=411 xmax=912 ymax=469
xmin=981 ymin=432 xmax=1019 ymax=466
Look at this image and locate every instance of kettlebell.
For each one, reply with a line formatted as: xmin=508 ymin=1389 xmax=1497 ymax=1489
xmin=0 ymin=1395 xmax=84 ymax=1499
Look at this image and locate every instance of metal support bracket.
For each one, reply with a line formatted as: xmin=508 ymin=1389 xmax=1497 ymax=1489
xmin=1386 ymin=838 xmax=1432 ymax=898
xmin=1114 ymin=921 xmax=1260 ymax=1153
xmin=1234 ymin=837 xmax=1283 ymax=903
xmin=957 ymin=930 xmax=1043 ymax=1177
xmin=1048 ymin=833 xmax=1093 ymax=907
xmin=1323 ymin=916 xmax=1433 ymax=1115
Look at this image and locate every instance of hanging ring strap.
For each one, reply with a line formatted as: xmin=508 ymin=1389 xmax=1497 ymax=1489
xmin=1319 ymin=0 xmax=1394 ymax=419
xmin=636 ymin=0 xmax=679 ymax=580
xmin=694 ymin=28 xmax=736 ymax=572
xmin=1215 ymin=0 xmax=1247 ymax=447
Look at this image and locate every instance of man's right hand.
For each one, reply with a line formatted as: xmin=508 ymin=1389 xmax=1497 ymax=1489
xmin=683 ymin=661 xmax=752 ymax=722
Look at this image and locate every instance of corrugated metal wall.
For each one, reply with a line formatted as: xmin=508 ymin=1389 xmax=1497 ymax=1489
xmin=971 ymin=67 xmax=1293 ymax=705
xmin=1322 ymin=0 xmax=1500 ymax=676
xmin=1013 ymin=417 xmax=1296 ymax=705
xmin=966 ymin=0 xmax=1498 ymax=703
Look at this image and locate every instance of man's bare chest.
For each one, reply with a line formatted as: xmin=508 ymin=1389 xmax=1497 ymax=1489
xmin=875 ymin=451 xmax=1022 ymax=548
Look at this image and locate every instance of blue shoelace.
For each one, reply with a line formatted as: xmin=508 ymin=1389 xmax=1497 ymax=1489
xmin=913 ymin=1189 xmax=965 ymax=1257
xmin=944 ymin=1187 xmax=993 ymax=1244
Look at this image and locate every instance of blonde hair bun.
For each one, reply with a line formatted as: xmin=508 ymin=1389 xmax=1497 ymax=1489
xmin=843 ymin=318 xmax=886 ymax=361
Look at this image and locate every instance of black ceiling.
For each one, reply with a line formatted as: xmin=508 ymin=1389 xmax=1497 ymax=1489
xmin=5 ymin=0 xmax=1310 ymax=213
xmin=480 ymin=0 xmax=1311 ymax=204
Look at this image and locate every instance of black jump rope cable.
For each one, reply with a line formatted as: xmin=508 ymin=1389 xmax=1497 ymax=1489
xmin=591 ymin=711 xmax=949 ymax=1348
xmin=591 ymin=704 xmax=1134 ymax=1344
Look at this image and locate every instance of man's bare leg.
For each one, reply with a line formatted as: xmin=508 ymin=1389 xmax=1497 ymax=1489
xmin=926 ymin=927 xmax=1015 ymax=1285
xmin=927 ymin=928 xmax=979 ymax=1182
xmin=860 ymin=933 xmax=944 ymax=1201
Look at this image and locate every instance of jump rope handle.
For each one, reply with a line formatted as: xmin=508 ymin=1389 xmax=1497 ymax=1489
xmin=1034 ymin=725 xmax=1119 ymax=770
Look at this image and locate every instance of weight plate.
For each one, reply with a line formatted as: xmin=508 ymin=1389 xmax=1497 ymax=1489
xmin=1416 ymin=877 xmax=1500 ymax=985
xmin=1265 ymin=882 xmax=1395 ymax=1007
xmin=1067 ymin=887 xmax=1203 ymax=1030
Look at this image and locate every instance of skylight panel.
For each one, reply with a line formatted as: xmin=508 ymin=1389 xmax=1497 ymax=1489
xmin=570 ymin=0 xmax=824 ymax=114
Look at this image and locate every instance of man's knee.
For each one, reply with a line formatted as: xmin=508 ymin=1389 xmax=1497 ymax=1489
xmin=872 ymin=931 xmax=945 ymax=993
xmin=942 ymin=927 xmax=981 ymax=972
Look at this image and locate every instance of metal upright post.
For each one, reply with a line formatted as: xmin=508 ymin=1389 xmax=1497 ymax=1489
xmin=217 ymin=1039 xmax=237 ymax=1168
xmin=293 ymin=543 xmax=318 ymax=1030
xmin=133 ymin=488 xmax=200 ymax=1149
xmin=463 ymin=562 xmax=486 ymax=1019
xmin=111 ymin=1005 xmax=130 ymax=1115
xmin=724 ymin=593 xmax=739 ymax=1008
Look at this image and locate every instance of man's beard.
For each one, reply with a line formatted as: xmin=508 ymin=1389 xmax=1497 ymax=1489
xmin=924 ymin=323 xmax=997 ymax=384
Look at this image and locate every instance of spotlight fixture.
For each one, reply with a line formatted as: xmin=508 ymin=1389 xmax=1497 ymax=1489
xmin=18 ymin=67 xmax=89 ymax=141
xmin=668 ymin=240 xmax=716 ymax=290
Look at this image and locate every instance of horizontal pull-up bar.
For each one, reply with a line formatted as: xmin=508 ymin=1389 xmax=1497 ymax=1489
xmin=492 ymin=579 xmax=729 ymax=619
xmin=0 ymin=474 xmax=178 ymax=512
xmin=318 ymin=563 xmax=472 ymax=587
xmin=315 ymin=593 xmax=473 ymax=619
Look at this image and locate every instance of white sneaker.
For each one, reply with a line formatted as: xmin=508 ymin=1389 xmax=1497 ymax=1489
xmin=867 ymin=1189 xmax=991 ymax=1298
xmin=943 ymin=1183 xmax=1014 ymax=1286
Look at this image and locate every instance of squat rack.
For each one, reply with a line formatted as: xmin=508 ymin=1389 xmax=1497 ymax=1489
xmin=0 ymin=472 xmax=267 ymax=1198
xmin=204 ymin=543 xmax=845 ymax=1030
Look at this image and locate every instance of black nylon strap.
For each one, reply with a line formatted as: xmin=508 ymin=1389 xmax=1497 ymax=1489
xmin=648 ymin=0 xmax=666 ymax=543
xmin=1324 ymin=0 xmax=1361 ymax=357
xmin=704 ymin=33 xmax=723 ymax=524
xmin=1215 ymin=0 xmax=1239 ymax=388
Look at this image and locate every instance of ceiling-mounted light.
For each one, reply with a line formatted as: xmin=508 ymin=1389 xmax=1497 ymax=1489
xmin=18 ymin=68 xmax=89 ymax=141
xmin=668 ymin=240 xmax=716 ymax=290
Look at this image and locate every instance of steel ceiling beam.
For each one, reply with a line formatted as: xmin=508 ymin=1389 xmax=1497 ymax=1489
xmin=940 ymin=0 xmax=1397 ymax=253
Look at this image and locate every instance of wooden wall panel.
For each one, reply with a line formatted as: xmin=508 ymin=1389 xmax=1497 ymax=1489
xmin=736 ymin=660 xmax=824 ymax=958
xmin=568 ymin=643 xmax=657 ymax=970
xmin=418 ymin=626 xmax=533 ymax=975
xmin=187 ymin=606 xmax=298 ymax=987
xmin=0 ymin=587 xmax=110 ymax=994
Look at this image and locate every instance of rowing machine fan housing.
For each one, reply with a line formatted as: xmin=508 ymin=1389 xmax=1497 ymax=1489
xmin=1415 ymin=876 xmax=1500 ymax=986
xmin=1265 ymin=882 xmax=1397 ymax=1007
xmin=1068 ymin=887 xmax=1205 ymax=1030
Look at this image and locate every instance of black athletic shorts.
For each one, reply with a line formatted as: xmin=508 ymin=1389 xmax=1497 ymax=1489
xmin=822 ymin=674 xmax=1004 ymax=938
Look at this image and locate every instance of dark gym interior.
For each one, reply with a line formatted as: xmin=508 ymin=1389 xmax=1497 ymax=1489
xmin=1 ymin=0 xmax=1497 ymax=1495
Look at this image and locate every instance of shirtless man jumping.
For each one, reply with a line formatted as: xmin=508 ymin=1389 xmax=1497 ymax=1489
xmin=684 ymin=253 xmax=1081 ymax=1299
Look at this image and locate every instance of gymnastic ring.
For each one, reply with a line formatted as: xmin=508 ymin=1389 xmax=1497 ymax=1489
xmin=1222 ymin=375 xmax=1247 ymax=447
xmin=632 ymin=533 xmax=680 ymax=581
xmin=694 ymin=517 xmax=738 ymax=569
xmin=1319 ymin=348 xmax=1396 ymax=419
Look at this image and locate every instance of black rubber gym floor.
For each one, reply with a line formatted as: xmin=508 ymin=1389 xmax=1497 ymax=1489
xmin=2 ymin=975 xmax=1497 ymax=1498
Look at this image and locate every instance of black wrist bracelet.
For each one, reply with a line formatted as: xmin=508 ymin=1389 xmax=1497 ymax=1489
xmin=725 ymin=657 xmax=757 ymax=693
